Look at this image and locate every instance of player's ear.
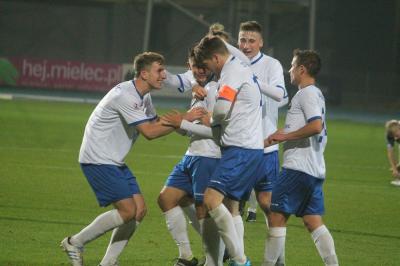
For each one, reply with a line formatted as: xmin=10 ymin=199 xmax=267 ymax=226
xmin=213 ymin=54 xmax=219 ymax=64
xmin=140 ymin=69 xmax=149 ymax=80
xmin=299 ymin=65 xmax=306 ymax=75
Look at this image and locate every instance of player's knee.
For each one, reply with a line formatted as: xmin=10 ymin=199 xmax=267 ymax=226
xmin=118 ymin=207 xmax=136 ymax=223
xmin=259 ymin=201 xmax=271 ymax=214
xmin=157 ymin=191 xmax=175 ymax=211
xmin=203 ymin=195 xmax=215 ymax=211
xmin=135 ymin=205 xmax=147 ymax=222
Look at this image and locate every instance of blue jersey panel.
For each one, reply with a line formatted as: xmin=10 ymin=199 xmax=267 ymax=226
xmin=81 ymin=164 xmax=141 ymax=207
xmin=209 ymin=146 xmax=263 ymax=201
xmin=271 ymin=168 xmax=324 ymax=217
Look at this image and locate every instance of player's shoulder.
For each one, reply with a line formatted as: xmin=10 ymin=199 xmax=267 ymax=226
xmin=228 ymin=55 xmax=249 ymax=70
xmin=113 ymin=80 xmax=142 ymax=102
xmin=205 ymin=80 xmax=219 ymax=91
xmin=299 ymin=85 xmax=325 ymax=102
xmin=261 ymin=54 xmax=283 ymax=69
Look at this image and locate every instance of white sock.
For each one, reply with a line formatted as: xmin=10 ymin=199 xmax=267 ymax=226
xmin=276 ymin=244 xmax=285 ymax=266
xmin=247 ymin=190 xmax=257 ymax=213
xmin=100 ymin=220 xmax=139 ymax=265
xmin=164 ymin=206 xmax=193 ymax=260
xmin=70 ymin=209 xmax=124 ymax=247
xmin=182 ymin=204 xmax=201 ymax=235
xmin=233 ymin=215 xmax=244 ymax=254
xmin=262 ymin=227 xmax=286 ymax=266
xmin=199 ymin=218 xmax=224 ymax=266
xmin=209 ymin=204 xmax=246 ymax=264
xmin=311 ymin=225 xmax=338 ymax=266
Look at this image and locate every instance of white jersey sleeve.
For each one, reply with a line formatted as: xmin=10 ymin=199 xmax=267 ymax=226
xmin=117 ymin=93 xmax=157 ymax=126
xmin=261 ymin=59 xmax=287 ymax=102
xmin=163 ymin=70 xmax=194 ymax=93
xmin=223 ymin=41 xmax=251 ymax=66
xmin=299 ymin=88 xmax=324 ymax=122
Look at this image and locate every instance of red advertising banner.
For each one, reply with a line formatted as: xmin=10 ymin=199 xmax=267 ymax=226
xmin=0 ymin=57 xmax=124 ymax=92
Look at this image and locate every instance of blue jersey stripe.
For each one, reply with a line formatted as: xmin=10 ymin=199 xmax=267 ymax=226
xmin=129 ymin=115 xmax=158 ymax=126
xmin=176 ymin=74 xmax=185 ymax=93
xmin=251 ymin=53 xmax=264 ymax=65
xmin=307 ymin=116 xmax=322 ymax=123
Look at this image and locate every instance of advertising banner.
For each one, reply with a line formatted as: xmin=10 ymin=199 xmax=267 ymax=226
xmin=0 ymin=57 xmax=124 ymax=92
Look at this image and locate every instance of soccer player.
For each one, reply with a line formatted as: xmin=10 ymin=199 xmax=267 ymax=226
xmin=385 ymin=120 xmax=400 ymax=186
xmin=237 ymin=21 xmax=287 ymax=224
xmin=60 ymin=52 xmax=203 ymax=266
xmin=157 ymin=46 xmax=222 ymax=266
xmin=194 ymin=36 xmax=264 ymax=266
xmin=264 ymin=49 xmax=338 ymax=266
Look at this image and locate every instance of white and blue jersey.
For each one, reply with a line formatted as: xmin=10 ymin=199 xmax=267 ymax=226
xmin=282 ymin=85 xmax=327 ymax=179
xmin=250 ymin=52 xmax=287 ymax=154
xmin=79 ymin=80 xmax=157 ymax=166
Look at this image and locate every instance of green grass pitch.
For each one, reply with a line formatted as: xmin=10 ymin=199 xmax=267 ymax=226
xmin=0 ymin=99 xmax=399 ymax=265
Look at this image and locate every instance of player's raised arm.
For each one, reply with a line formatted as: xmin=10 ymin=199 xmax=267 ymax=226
xmin=162 ymin=70 xmax=193 ymax=93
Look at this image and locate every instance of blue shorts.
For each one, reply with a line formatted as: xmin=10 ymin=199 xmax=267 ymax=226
xmin=254 ymin=151 xmax=280 ymax=192
xmin=81 ymin=164 xmax=141 ymax=207
xmin=209 ymin=146 xmax=264 ymax=201
xmin=165 ymin=155 xmax=219 ymax=203
xmin=271 ymin=168 xmax=325 ymax=217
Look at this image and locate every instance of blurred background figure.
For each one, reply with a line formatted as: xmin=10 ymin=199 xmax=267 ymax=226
xmin=385 ymin=120 xmax=400 ymax=186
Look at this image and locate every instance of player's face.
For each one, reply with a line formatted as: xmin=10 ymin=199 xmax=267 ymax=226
xmin=202 ymin=56 xmax=219 ymax=76
xmin=289 ymin=56 xmax=302 ymax=85
xmin=145 ymin=62 xmax=166 ymax=90
xmin=188 ymin=58 xmax=212 ymax=86
xmin=238 ymin=31 xmax=263 ymax=59
xmin=393 ymin=128 xmax=400 ymax=140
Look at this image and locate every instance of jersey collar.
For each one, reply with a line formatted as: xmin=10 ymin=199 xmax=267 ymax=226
xmin=132 ymin=80 xmax=144 ymax=100
xmin=250 ymin=52 xmax=263 ymax=65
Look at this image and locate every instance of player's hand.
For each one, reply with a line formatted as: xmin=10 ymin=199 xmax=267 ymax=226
xmin=161 ymin=110 xmax=183 ymax=128
xmin=264 ymin=138 xmax=279 ymax=147
xmin=192 ymin=85 xmax=207 ymax=100
xmin=184 ymin=107 xmax=207 ymax=122
xmin=200 ymin=113 xmax=211 ymax=127
xmin=267 ymin=129 xmax=287 ymax=143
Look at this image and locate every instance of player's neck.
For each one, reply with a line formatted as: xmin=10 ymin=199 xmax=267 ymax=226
xmin=217 ymin=53 xmax=231 ymax=77
xmin=298 ymin=77 xmax=315 ymax=89
xmin=133 ymin=78 xmax=151 ymax=96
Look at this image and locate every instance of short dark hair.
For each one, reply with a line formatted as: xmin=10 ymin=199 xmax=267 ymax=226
xmin=133 ymin=52 xmax=165 ymax=78
xmin=239 ymin=21 xmax=262 ymax=35
xmin=293 ymin=49 xmax=321 ymax=77
xmin=194 ymin=36 xmax=229 ymax=64
xmin=188 ymin=43 xmax=206 ymax=68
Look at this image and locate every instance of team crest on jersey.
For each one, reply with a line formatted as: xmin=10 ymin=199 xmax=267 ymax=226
xmin=133 ymin=103 xmax=143 ymax=109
